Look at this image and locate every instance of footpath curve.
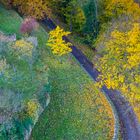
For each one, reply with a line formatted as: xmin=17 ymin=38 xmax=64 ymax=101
xmin=41 ymin=18 xmax=140 ymax=140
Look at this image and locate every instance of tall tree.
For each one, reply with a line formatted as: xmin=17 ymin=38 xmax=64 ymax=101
xmin=84 ymin=0 xmax=98 ymax=33
xmin=64 ymin=0 xmax=86 ymax=32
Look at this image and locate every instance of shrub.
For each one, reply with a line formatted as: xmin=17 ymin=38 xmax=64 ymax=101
xmin=0 ymin=90 xmax=23 ymax=123
xmin=12 ymin=39 xmax=34 ymax=57
xmin=26 ymin=100 xmax=39 ymax=118
xmin=20 ymin=18 xmax=38 ymax=35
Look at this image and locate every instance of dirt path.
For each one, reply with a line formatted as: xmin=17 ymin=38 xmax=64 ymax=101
xmin=41 ymin=18 xmax=140 ymax=140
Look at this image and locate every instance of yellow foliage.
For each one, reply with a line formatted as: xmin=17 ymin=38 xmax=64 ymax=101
xmin=100 ymin=0 xmax=140 ymax=22
xmin=47 ymin=26 xmax=72 ymax=56
xmin=95 ymin=22 xmax=140 ymax=121
xmin=12 ymin=0 xmax=51 ymax=19
xmin=0 ymin=59 xmax=7 ymax=73
xmin=95 ymin=22 xmax=140 ymax=101
xmin=26 ymin=100 xmax=38 ymax=118
xmin=13 ymin=39 xmax=34 ymax=57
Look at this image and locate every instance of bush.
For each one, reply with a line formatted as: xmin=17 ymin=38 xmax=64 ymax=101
xmin=20 ymin=18 xmax=38 ymax=35
xmin=12 ymin=39 xmax=34 ymax=57
xmin=26 ymin=100 xmax=39 ymax=118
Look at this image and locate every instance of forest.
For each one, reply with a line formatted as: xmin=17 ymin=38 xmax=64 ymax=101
xmin=0 ymin=0 xmax=140 ymax=140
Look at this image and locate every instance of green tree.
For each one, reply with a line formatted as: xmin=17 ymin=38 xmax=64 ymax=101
xmin=83 ymin=0 xmax=98 ymax=34
xmin=64 ymin=0 xmax=86 ymax=32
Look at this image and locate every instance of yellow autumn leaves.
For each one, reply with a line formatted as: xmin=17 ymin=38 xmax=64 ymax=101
xmin=47 ymin=26 xmax=72 ymax=56
xmin=12 ymin=0 xmax=50 ymax=19
xmin=26 ymin=100 xmax=39 ymax=118
xmin=95 ymin=23 xmax=140 ymax=104
xmin=12 ymin=39 xmax=34 ymax=57
xmin=101 ymin=0 xmax=140 ymax=22
xmin=108 ymin=23 xmax=140 ymax=69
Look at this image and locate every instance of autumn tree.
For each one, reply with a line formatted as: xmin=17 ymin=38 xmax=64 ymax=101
xmin=12 ymin=0 xmax=51 ymax=19
xmin=98 ymin=0 xmax=140 ymax=23
xmin=95 ymin=23 xmax=140 ymax=108
xmin=46 ymin=26 xmax=72 ymax=56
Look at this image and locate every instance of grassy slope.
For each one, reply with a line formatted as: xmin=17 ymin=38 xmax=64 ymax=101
xmin=0 ymin=6 xmax=48 ymax=104
xmin=0 ymin=6 xmax=22 ymax=37
xmin=31 ymin=50 xmax=114 ymax=140
xmin=32 ymin=24 xmax=114 ymax=140
xmin=0 ymin=6 xmax=114 ymax=140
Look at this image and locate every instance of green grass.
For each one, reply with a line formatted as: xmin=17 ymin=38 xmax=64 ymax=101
xmin=31 ymin=52 xmax=114 ymax=140
xmin=32 ymin=21 xmax=114 ymax=140
xmin=0 ymin=5 xmax=22 ymax=37
xmin=0 ymin=6 xmax=114 ymax=140
xmin=0 ymin=5 xmax=49 ymax=102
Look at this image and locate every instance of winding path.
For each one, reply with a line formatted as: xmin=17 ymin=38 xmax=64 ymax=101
xmin=41 ymin=18 xmax=140 ymax=140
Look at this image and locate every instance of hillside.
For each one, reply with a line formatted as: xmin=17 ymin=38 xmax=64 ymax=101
xmin=1 ymin=0 xmax=140 ymax=139
xmin=0 ymin=5 xmax=114 ymax=140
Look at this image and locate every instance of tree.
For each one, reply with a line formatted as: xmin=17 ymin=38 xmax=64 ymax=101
xmin=46 ymin=26 xmax=72 ymax=56
xmin=12 ymin=0 xmax=51 ymax=19
xmin=98 ymin=0 xmax=140 ymax=23
xmin=95 ymin=23 xmax=140 ymax=104
xmin=64 ymin=0 xmax=86 ymax=32
xmin=48 ymin=0 xmax=69 ymax=18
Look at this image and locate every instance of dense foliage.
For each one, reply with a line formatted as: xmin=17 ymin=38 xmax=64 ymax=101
xmin=96 ymin=23 xmax=140 ymax=94
xmin=95 ymin=0 xmax=140 ymax=120
xmin=47 ymin=26 xmax=72 ymax=56
xmin=98 ymin=0 xmax=140 ymax=23
xmin=12 ymin=0 xmax=51 ymax=19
